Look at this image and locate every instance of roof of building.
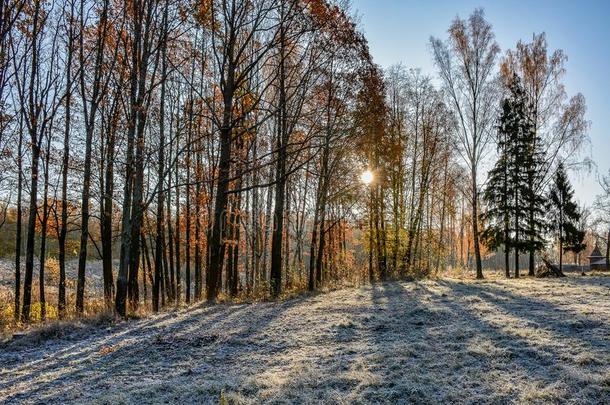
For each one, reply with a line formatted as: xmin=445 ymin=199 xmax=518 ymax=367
xmin=588 ymin=242 xmax=604 ymax=259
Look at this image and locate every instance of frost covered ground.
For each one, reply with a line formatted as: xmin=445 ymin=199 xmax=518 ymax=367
xmin=1 ymin=275 xmax=609 ymax=404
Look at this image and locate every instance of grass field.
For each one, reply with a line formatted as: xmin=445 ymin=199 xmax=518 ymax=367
xmin=1 ymin=274 xmax=609 ymax=404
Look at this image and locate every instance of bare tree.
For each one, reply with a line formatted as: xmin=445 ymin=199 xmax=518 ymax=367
xmin=205 ymin=0 xmax=280 ymax=301
xmin=13 ymin=0 xmax=63 ymax=322
xmin=430 ymin=8 xmax=500 ymax=278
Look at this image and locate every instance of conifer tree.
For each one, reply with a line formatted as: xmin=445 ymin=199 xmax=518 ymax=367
xmin=512 ymin=76 xmax=547 ymax=276
xmin=483 ymin=75 xmax=545 ymax=277
xmin=482 ymin=99 xmax=513 ymax=278
xmin=519 ymin=124 xmax=547 ymax=275
xmin=505 ymin=76 xmax=532 ymax=278
xmin=548 ymin=163 xmax=581 ymax=273
xmin=564 ymin=207 xmax=587 ymax=269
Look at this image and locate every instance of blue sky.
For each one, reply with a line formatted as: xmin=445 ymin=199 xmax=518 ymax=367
xmin=352 ymin=0 xmax=610 ymax=207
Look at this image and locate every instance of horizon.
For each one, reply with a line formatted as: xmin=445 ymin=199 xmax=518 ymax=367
xmin=353 ymin=0 xmax=610 ymax=209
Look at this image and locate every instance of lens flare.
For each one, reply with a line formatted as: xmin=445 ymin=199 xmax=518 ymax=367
xmin=361 ymin=170 xmax=373 ymax=185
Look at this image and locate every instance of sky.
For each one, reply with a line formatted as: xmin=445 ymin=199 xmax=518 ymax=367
xmin=351 ymin=0 xmax=610 ymax=207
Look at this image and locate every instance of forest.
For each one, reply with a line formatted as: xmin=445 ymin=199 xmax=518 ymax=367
xmin=0 ymin=0 xmax=599 ymax=324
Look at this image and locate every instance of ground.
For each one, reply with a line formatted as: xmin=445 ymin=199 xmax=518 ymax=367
xmin=1 ymin=275 xmax=609 ymax=404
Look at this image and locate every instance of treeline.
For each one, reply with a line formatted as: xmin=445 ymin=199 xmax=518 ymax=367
xmin=0 ymin=3 xmax=590 ymax=324
xmin=362 ymin=10 xmax=589 ymax=282
xmin=2 ymin=0 xmax=389 ymax=322
xmin=429 ymin=10 xmax=589 ymax=279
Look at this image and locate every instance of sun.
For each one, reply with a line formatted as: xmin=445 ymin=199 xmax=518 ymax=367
xmin=361 ymin=169 xmax=373 ymax=185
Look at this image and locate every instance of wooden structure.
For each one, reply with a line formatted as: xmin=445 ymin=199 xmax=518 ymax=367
xmin=588 ymin=242 xmax=607 ymax=271
xmin=536 ymin=257 xmax=566 ymax=278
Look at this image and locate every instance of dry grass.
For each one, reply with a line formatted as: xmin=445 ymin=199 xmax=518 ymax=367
xmin=0 ymin=258 xmax=362 ymax=339
xmin=0 ymin=282 xmax=112 ymax=339
xmin=0 ymin=257 xmax=113 ymax=338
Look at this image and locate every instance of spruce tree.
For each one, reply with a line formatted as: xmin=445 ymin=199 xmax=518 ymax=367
xmin=517 ymin=86 xmax=547 ymax=276
xmin=548 ymin=163 xmax=581 ymax=273
xmin=482 ymin=99 xmax=514 ymax=278
xmin=483 ymin=75 xmax=545 ymax=277
xmin=564 ymin=207 xmax=587 ymax=268
xmin=506 ymin=76 xmax=532 ymax=278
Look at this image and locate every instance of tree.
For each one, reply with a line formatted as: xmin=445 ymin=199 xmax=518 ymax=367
xmin=399 ymin=71 xmax=451 ymax=276
xmin=75 ymin=0 xmax=115 ymax=314
xmin=548 ymin=163 xmax=581 ymax=274
xmin=305 ymin=2 xmax=372 ymax=290
xmin=270 ymin=0 xmax=316 ymax=297
xmin=383 ymin=65 xmax=461 ymax=278
xmin=502 ymin=33 xmax=589 ymax=275
xmin=116 ymin=0 xmax=163 ymax=317
xmin=482 ymin=99 xmax=513 ymax=278
xmin=14 ymin=0 xmax=63 ymax=322
xmin=431 ymin=8 xmax=500 ymax=279
xmin=594 ymin=171 xmax=610 ymax=271
xmin=204 ymin=0 xmax=279 ymax=302
xmin=153 ymin=0 xmax=170 ymax=312
xmin=58 ymin=0 xmax=77 ymax=318
xmin=483 ymin=75 xmax=546 ymax=278
xmin=564 ymin=206 xmax=587 ymax=268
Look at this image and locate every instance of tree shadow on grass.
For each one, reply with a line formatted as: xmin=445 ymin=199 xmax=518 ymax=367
xmin=4 ymin=279 xmax=608 ymax=404
xmin=431 ymin=279 xmax=610 ymax=402
xmin=437 ymin=279 xmax=610 ymax=353
xmin=290 ymin=281 xmax=463 ymax=403
xmin=365 ymin=281 xmax=506 ymax=403
xmin=0 ymin=293 xmax=318 ymax=404
xmin=362 ymin=279 xmax=610 ymax=403
xmin=236 ymin=279 xmax=609 ymax=404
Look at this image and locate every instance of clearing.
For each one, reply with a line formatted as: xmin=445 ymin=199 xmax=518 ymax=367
xmin=1 ymin=276 xmax=610 ymax=404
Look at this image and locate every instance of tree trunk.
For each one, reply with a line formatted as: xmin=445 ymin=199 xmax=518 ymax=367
xmin=308 ymin=201 xmax=319 ymax=291
xmin=515 ymin=185 xmax=520 ymax=279
xmin=284 ymin=184 xmax=291 ymax=289
xmin=207 ymin=119 xmax=231 ymax=301
xmin=153 ymin=7 xmax=168 ymax=311
xmin=606 ymin=229 xmax=609 ymax=272
xmin=58 ymin=4 xmax=75 ymax=317
xmin=166 ymin=130 xmax=175 ymax=302
xmin=270 ymin=125 xmax=287 ymax=297
xmin=270 ymin=15 xmax=287 ymax=297
xmin=22 ymin=140 xmax=40 ymax=322
xmin=22 ymin=0 xmax=42 ymax=323
xmin=38 ymin=135 xmax=52 ymax=321
xmin=472 ymin=171 xmax=483 ymax=279
xmin=101 ymin=101 xmax=116 ymax=309
xmin=174 ymin=133 xmax=181 ymax=305
xmin=14 ymin=117 xmax=23 ymax=320
xmin=185 ymin=123 xmax=191 ymax=304
xmin=368 ymin=190 xmax=374 ymax=283
xmin=76 ymin=0 xmax=110 ymax=315
xmin=194 ymin=152 xmax=202 ymax=301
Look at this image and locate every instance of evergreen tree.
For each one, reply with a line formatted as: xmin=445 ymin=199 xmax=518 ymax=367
xmin=548 ymin=163 xmax=581 ymax=273
xmin=506 ymin=76 xmax=532 ymax=278
xmin=482 ymin=99 xmax=513 ymax=278
xmin=483 ymin=75 xmax=545 ymax=277
xmin=517 ymin=85 xmax=547 ymax=276
xmin=564 ymin=206 xmax=587 ymax=267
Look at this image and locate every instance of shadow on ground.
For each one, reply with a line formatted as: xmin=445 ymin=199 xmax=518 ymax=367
xmin=1 ymin=276 xmax=609 ymax=404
